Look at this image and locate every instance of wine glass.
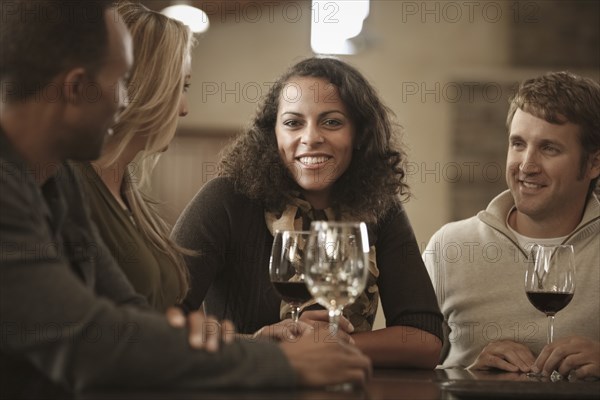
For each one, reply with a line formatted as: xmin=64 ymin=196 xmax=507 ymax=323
xmin=304 ymin=221 xmax=370 ymax=334
xmin=525 ymin=244 xmax=575 ymax=377
xmin=269 ymin=230 xmax=313 ymax=324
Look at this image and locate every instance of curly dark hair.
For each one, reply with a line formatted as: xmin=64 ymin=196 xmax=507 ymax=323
xmin=219 ymin=57 xmax=409 ymax=223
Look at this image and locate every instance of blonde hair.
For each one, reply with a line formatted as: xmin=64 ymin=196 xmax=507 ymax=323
xmin=106 ymin=2 xmax=195 ymax=300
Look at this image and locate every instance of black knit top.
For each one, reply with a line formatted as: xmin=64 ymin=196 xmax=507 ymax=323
xmin=173 ymin=177 xmax=443 ymax=339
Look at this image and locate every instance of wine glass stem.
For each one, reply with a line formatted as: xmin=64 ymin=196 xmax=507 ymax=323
xmin=547 ymin=315 xmax=555 ymax=344
xmin=290 ymin=305 xmax=300 ymax=324
xmin=328 ymin=308 xmax=343 ymax=336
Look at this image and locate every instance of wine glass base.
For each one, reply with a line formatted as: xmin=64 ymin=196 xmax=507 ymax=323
xmin=550 ymin=370 xmax=564 ymax=382
xmin=326 ymin=382 xmax=355 ymax=392
xmin=526 ymin=370 xmax=564 ymax=382
xmin=525 ymin=371 xmax=544 ymax=380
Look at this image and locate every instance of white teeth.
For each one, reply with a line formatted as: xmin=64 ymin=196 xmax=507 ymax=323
xmin=299 ymin=156 xmax=329 ymax=165
xmin=522 ymin=181 xmax=542 ymax=189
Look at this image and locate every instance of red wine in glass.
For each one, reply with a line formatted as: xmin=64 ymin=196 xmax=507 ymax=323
xmin=269 ymin=230 xmax=313 ymax=323
xmin=525 ymin=245 xmax=575 ymax=379
xmin=272 ymin=281 xmax=312 ymax=305
xmin=525 ymin=292 xmax=574 ymax=316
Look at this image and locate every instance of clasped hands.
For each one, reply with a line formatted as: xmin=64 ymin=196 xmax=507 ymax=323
xmin=164 ymin=307 xmax=371 ymax=387
xmin=165 ymin=308 xmax=355 ymax=350
xmin=468 ymin=337 xmax=600 ymax=380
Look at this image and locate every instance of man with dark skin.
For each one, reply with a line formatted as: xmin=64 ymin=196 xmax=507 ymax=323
xmin=0 ymin=1 xmax=371 ymax=398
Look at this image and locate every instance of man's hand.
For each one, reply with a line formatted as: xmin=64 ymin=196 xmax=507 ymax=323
xmin=468 ymin=340 xmax=536 ymax=373
xmin=533 ymin=336 xmax=600 ymax=380
xmin=165 ymin=307 xmax=235 ymax=352
xmin=279 ymin=325 xmax=371 ymax=387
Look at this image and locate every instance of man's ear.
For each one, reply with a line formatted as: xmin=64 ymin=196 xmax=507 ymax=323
xmin=61 ymin=68 xmax=87 ymax=104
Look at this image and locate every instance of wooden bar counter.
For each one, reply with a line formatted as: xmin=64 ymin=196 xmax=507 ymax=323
xmin=78 ymin=368 xmax=600 ymax=400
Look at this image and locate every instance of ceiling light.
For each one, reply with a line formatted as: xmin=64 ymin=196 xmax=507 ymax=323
xmin=311 ymin=0 xmax=370 ymax=55
xmin=161 ymin=4 xmax=210 ymax=33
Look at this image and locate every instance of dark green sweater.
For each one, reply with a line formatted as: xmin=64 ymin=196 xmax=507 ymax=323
xmin=75 ymin=162 xmax=180 ymax=312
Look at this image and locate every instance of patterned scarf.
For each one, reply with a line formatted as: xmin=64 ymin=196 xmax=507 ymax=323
xmin=265 ymin=198 xmax=379 ymax=332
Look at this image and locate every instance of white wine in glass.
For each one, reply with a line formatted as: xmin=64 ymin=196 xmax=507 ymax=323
xmin=304 ymin=221 xmax=369 ymax=334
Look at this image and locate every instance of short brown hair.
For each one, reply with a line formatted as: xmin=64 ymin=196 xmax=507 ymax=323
xmin=506 ymin=72 xmax=600 ymax=194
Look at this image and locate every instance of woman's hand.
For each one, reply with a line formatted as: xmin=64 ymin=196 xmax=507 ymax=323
xmin=253 ymin=310 xmax=355 ymax=344
xmin=299 ymin=310 xmax=355 ymax=344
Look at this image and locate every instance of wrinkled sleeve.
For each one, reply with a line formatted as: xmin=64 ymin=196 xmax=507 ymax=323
xmin=375 ymin=206 xmax=444 ymax=340
xmin=423 ymin=228 xmax=446 ymax=307
xmin=0 ymin=166 xmax=296 ymax=392
xmin=172 ymin=177 xmax=235 ymax=313
xmin=423 ymin=226 xmax=451 ymax=362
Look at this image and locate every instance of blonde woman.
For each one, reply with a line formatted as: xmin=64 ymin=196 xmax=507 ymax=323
xmin=76 ymin=2 xmax=193 ymax=310
xmin=77 ymin=3 xmax=350 ymax=345
xmin=77 ymin=3 xmax=348 ymax=345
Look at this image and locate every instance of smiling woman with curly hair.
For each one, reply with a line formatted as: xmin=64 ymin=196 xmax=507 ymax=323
xmin=219 ymin=57 xmax=408 ymax=223
xmin=173 ymin=57 xmax=443 ymax=368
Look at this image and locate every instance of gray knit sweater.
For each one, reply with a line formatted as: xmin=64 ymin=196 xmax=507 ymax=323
xmin=424 ymin=190 xmax=600 ymax=368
